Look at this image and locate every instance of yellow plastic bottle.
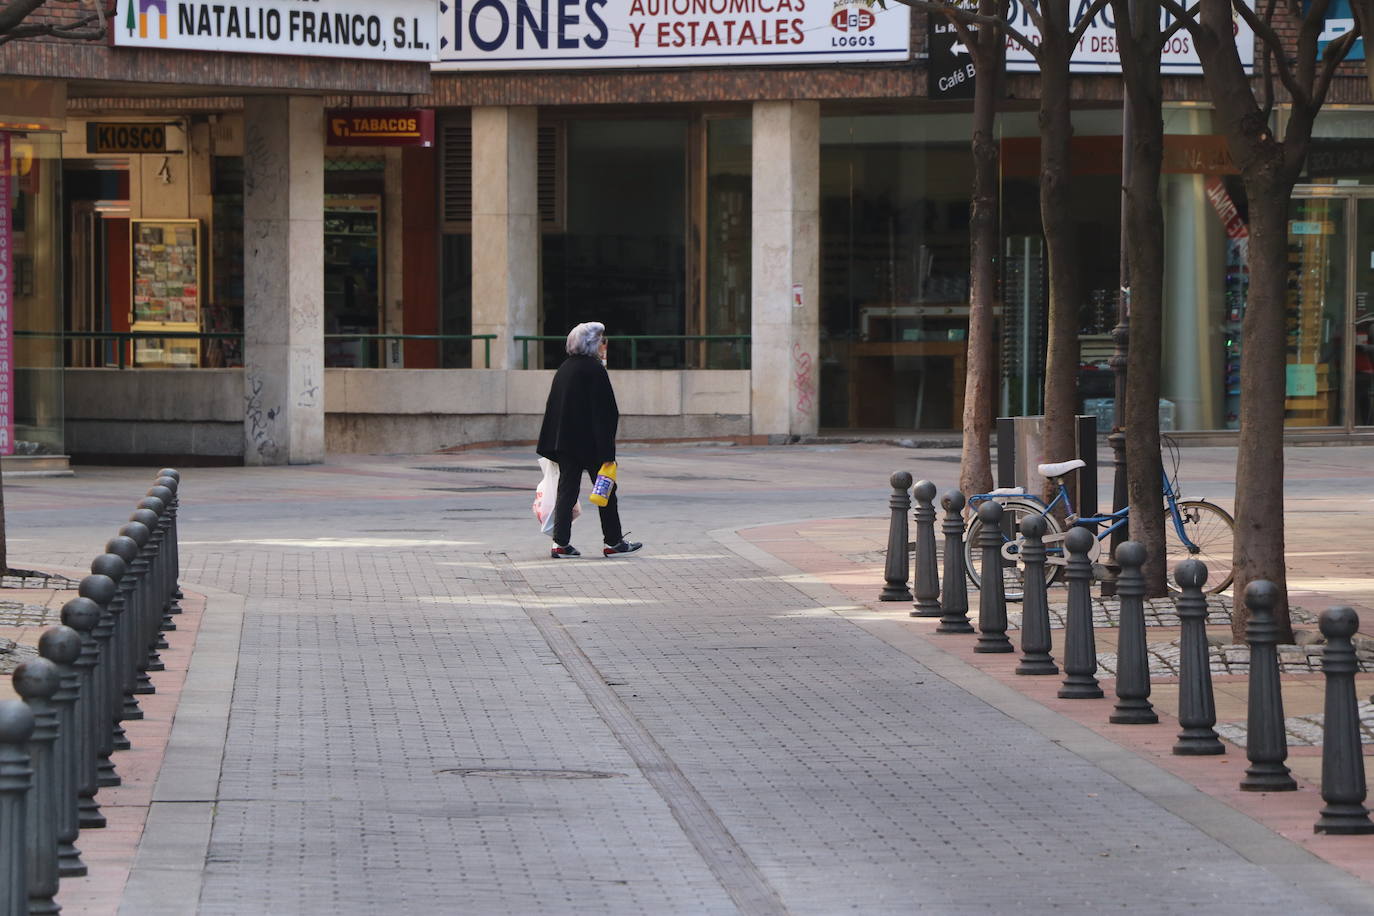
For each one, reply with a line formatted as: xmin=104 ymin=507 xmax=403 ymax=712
xmin=589 ymin=461 xmax=617 ymax=506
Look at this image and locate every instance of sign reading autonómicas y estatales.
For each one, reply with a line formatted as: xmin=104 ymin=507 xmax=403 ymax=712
xmin=112 ymin=0 xmax=438 ymax=61
xmin=434 ymin=0 xmax=911 ymax=70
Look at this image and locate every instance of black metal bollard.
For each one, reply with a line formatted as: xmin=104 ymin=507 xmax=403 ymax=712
xmin=1110 ymin=542 xmax=1158 ymax=724
xmin=80 ymin=574 xmax=121 ymax=790
xmin=39 ymin=625 xmax=87 ymax=878
xmin=1172 ymin=560 xmax=1224 ymax=756
xmin=61 ymin=596 xmax=107 ymax=829
xmin=133 ymin=503 xmax=170 ymax=652
xmin=118 ymin=520 xmax=158 ymax=689
xmin=105 ymin=535 xmax=143 ymax=720
xmin=149 ymin=480 xmax=182 ymax=615
xmin=1314 ymin=606 xmax=1374 ymax=834
xmin=1239 ymin=580 xmax=1297 ymax=792
xmin=910 ymin=481 xmax=942 ymax=618
xmin=1015 ymin=515 xmax=1058 ymax=675
xmin=974 ymin=501 xmax=1013 ymax=653
xmin=14 ymin=657 xmax=62 ymax=915
xmin=139 ymin=496 xmax=175 ymax=635
xmin=880 ymin=472 xmax=913 ymax=602
xmin=936 ymin=490 xmax=974 ymax=634
xmin=0 ymin=699 xmax=35 ymax=915
xmin=157 ymin=469 xmax=184 ymax=607
xmin=91 ymin=554 xmax=130 ymax=752
xmin=1058 ymin=527 xmax=1103 ymax=699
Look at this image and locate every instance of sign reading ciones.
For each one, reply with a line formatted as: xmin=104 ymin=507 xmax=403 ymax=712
xmin=112 ymin=0 xmax=438 ymax=62
xmin=435 ymin=0 xmax=911 ymax=70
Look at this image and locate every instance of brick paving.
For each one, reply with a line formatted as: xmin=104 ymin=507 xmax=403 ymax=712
xmin=0 ymin=443 xmax=1371 ymax=914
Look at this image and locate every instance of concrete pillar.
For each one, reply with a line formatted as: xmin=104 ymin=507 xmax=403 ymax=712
xmin=1163 ymin=171 xmax=1224 ymax=431
xmin=242 ymin=96 xmax=325 ymax=465
xmin=471 ymin=107 xmax=538 ymax=370
xmin=751 ymin=101 xmax=820 ymax=439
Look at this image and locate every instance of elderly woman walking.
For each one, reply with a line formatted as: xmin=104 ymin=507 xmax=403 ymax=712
xmin=537 ymin=322 xmax=643 ymax=559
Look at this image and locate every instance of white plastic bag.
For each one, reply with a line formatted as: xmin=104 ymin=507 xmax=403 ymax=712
xmin=533 ymin=457 xmax=579 ymax=537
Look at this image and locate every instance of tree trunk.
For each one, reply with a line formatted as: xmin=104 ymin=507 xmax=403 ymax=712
xmin=1036 ymin=27 xmax=1080 ymax=501
xmin=1118 ymin=16 xmax=1168 ymax=596
xmin=0 ymin=478 xmax=6 ymax=574
xmin=958 ymin=8 xmax=1003 ymax=498
xmin=1231 ymin=186 xmax=1294 ymax=642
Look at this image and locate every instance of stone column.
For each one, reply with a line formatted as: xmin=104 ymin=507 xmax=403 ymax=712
xmin=242 ymin=96 xmax=325 ymax=465
xmin=472 ymin=106 xmax=539 ymax=370
xmin=751 ymin=101 xmax=820 ymax=439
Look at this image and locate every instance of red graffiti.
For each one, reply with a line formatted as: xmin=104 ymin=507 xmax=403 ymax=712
xmin=792 ymin=343 xmax=815 ymax=415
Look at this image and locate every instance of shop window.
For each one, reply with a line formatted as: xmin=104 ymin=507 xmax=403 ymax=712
xmin=702 ymin=118 xmax=751 ymax=370
xmin=540 ymin=119 xmax=687 ymax=369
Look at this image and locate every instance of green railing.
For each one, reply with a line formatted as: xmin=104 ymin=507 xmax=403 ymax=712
xmin=324 ymin=334 xmax=497 ymax=369
xmin=16 ymin=331 xmax=497 ymax=369
xmin=513 ymin=334 xmax=751 ymax=370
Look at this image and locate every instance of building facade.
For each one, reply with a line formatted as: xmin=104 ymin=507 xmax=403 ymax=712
xmin=3 ymin=2 xmax=1373 ymax=467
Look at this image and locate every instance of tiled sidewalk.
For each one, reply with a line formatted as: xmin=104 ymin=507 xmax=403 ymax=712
xmin=740 ymin=515 xmax=1374 ymax=887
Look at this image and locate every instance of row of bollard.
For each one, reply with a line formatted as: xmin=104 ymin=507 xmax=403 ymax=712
xmin=0 ymin=469 xmax=183 ymax=916
xmin=881 ymin=472 xmax=1373 ymax=837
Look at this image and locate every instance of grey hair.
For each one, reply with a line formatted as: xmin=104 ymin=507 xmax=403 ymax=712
xmin=565 ymin=322 xmax=606 ymax=357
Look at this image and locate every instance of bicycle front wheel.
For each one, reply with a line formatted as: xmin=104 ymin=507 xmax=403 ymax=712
xmin=1164 ymin=499 xmax=1235 ymax=594
xmin=964 ymin=498 xmax=1064 ymax=601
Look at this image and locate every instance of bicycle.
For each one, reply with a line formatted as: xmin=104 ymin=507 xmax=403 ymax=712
xmin=962 ymin=438 xmax=1235 ymax=599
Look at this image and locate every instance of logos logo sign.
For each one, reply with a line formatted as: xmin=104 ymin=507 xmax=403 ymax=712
xmin=831 ymin=7 xmax=874 ymax=31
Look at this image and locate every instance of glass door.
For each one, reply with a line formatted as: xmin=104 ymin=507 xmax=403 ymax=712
xmin=1353 ymin=197 xmax=1374 ymax=427
xmin=1285 ymin=196 xmax=1347 ymax=427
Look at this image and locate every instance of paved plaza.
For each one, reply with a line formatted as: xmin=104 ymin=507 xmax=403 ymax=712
xmin=2 ymin=443 xmax=1373 ymax=914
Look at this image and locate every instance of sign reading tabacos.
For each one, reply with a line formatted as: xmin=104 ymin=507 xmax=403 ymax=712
xmin=435 ymin=0 xmax=910 ymax=70
xmin=112 ymin=0 xmax=438 ymax=61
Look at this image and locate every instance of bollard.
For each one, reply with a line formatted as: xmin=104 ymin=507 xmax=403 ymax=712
xmin=61 ymin=596 xmax=107 ymax=829
xmin=910 ymin=480 xmax=942 ymax=618
xmin=39 ymin=626 xmax=87 ymax=878
xmin=15 ymin=657 xmax=62 ymax=915
xmin=1314 ymin=606 xmax=1374 ymax=834
xmin=0 ymin=699 xmax=36 ymax=916
xmin=1015 ymin=515 xmax=1058 ymax=675
xmin=974 ymin=501 xmax=1013 ymax=653
xmin=133 ymin=502 xmax=171 ymax=653
xmin=91 ymin=554 xmax=130 ymax=752
xmin=80 ymin=573 xmax=122 ymax=789
xmin=1058 ymin=526 xmax=1103 ymax=699
xmin=139 ymin=495 xmax=175 ymax=635
xmin=105 ymin=535 xmax=143 ymax=720
xmin=1172 ymin=560 xmax=1224 ymax=756
xmin=880 ymin=472 xmax=914 ymax=602
xmin=150 ymin=479 xmax=183 ymax=615
xmin=1238 ymin=580 xmax=1297 ymax=792
xmin=119 ymin=519 xmax=158 ymax=690
xmin=1109 ymin=542 xmax=1158 ymax=724
xmin=157 ymin=469 xmax=184 ymax=608
xmin=936 ymin=490 xmax=974 ymax=634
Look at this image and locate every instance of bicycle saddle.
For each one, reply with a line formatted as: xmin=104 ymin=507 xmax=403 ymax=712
xmin=1037 ymin=458 xmax=1086 ymax=478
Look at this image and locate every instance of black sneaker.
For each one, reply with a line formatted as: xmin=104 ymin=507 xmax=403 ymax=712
xmin=603 ymin=539 xmax=643 ymax=557
xmin=551 ymin=544 xmax=581 ymax=559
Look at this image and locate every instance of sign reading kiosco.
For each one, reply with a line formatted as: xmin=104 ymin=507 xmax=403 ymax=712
xmin=434 ymin=0 xmax=911 ymax=70
xmin=111 ymin=0 xmax=438 ymax=61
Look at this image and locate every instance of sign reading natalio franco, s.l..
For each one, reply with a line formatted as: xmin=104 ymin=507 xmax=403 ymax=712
xmin=111 ymin=0 xmax=438 ymax=61
xmin=435 ymin=0 xmax=911 ymax=70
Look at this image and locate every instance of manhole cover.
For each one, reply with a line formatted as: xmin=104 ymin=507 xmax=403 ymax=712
xmin=437 ymin=767 xmax=623 ymax=780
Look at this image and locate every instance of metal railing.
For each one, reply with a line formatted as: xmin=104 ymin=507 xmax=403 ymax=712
xmin=513 ymin=334 xmax=751 ymax=370
xmin=16 ymin=332 xmax=498 ymax=370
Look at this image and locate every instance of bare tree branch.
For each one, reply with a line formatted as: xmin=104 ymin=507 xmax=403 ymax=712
xmin=1312 ymin=25 xmax=1360 ymax=108
xmin=889 ymin=0 xmax=1044 ymax=62
xmin=1069 ymin=0 xmax=1114 ymax=45
xmin=0 ymin=0 xmax=50 ymax=34
xmin=1233 ymin=0 xmax=1311 ymax=107
xmin=0 ymin=1 xmax=108 ymax=46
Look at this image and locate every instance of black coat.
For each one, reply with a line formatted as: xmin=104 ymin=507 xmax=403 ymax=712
xmin=536 ymin=354 xmax=619 ymax=468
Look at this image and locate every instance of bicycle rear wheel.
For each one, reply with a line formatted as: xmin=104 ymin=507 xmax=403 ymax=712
xmin=964 ymin=498 xmax=1064 ymax=601
xmin=1164 ymin=499 xmax=1235 ymax=594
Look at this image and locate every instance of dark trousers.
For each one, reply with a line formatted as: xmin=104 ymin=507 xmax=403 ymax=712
xmin=553 ymin=461 xmax=622 ymax=548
